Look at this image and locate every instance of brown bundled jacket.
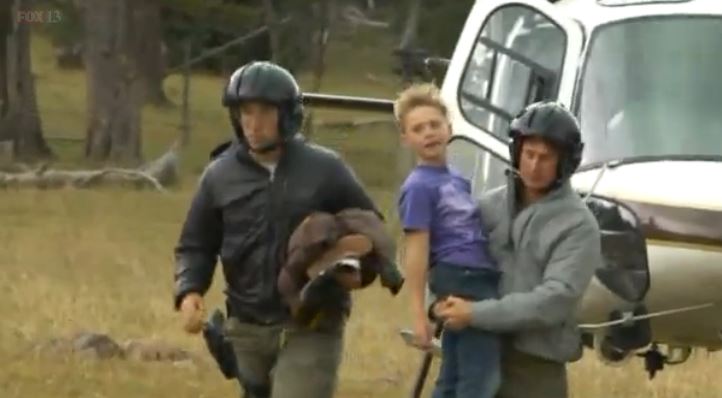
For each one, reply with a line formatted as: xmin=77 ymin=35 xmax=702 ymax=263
xmin=278 ymin=208 xmax=404 ymax=309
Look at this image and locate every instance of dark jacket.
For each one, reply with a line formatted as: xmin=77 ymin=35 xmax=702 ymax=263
xmin=173 ymin=138 xmax=379 ymax=325
xmin=278 ymin=208 xmax=404 ymax=307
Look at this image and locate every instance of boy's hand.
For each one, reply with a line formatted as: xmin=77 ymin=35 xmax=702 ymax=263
xmin=180 ymin=293 xmax=205 ymax=334
xmin=412 ymin=316 xmax=433 ymax=349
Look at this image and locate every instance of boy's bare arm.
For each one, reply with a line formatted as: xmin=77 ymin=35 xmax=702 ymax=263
xmin=403 ymin=231 xmax=431 ymax=344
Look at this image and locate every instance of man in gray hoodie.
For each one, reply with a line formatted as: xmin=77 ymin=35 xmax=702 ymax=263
xmin=433 ymin=101 xmax=604 ymax=398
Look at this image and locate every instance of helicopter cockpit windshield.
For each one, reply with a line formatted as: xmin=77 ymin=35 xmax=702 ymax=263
xmin=577 ymin=16 xmax=722 ymax=168
xmin=449 ymin=12 xmax=722 ymax=193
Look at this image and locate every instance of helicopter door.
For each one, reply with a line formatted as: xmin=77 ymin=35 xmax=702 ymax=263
xmin=442 ymin=0 xmax=583 ymax=165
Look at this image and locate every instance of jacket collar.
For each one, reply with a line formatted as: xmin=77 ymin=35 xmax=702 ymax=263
xmin=233 ymin=134 xmax=305 ymax=172
xmin=538 ymin=180 xmax=574 ymax=204
xmin=509 ymin=177 xmax=575 ymax=216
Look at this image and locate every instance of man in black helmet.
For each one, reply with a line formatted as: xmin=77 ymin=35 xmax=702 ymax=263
xmin=172 ymin=61 xmax=382 ymax=398
xmin=433 ymin=101 xmax=604 ymax=398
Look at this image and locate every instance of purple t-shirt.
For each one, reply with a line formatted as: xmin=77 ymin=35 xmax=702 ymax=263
xmin=398 ymin=164 xmax=496 ymax=270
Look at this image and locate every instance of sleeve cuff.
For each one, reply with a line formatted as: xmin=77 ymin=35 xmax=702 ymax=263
xmin=174 ymin=286 xmax=202 ymax=310
xmin=469 ymin=299 xmax=499 ymax=329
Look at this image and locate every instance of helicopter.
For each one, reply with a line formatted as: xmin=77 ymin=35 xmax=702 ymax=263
xmin=303 ymin=0 xmax=722 ymax=379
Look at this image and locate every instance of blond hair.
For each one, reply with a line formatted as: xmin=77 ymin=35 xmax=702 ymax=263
xmin=393 ymin=83 xmax=449 ymax=131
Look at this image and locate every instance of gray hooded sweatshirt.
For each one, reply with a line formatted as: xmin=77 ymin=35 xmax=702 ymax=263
xmin=469 ymin=179 xmax=603 ymax=363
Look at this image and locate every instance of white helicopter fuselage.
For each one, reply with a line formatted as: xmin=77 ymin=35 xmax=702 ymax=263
xmin=441 ymin=0 xmax=722 ymax=353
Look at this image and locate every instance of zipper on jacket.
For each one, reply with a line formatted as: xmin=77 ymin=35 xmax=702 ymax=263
xmin=261 ymin=151 xmax=290 ymax=321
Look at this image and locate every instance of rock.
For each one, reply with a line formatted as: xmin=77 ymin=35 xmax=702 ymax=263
xmin=30 ymin=332 xmax=197 ymax=366
xmin=121 ymin=338 xmax=193 ymax=362
xmin=71 ymin=331 xmax=124 ymax=359
xmin=31 ymin=331 xmax=124 ymax=360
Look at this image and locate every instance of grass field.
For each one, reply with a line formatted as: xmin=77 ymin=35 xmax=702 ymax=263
xmin=2 ymin=29 xmax=721 ymax=398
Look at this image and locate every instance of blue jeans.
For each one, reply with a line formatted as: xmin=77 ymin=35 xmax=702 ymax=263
xmin=429 ymin=263 xmax=502 ymax=398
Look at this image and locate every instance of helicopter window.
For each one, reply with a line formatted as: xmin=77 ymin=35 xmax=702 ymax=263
xmin=458 ymin=5 xmax=566 ymax=140
xmin=446 ymin=136 xmax=509 ymax=198
xmin=577 ymin=16 xmax=722 ymax=165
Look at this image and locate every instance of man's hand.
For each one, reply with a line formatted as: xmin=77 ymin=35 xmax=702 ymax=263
xmin=435 ymin=296 xmax=473 ymax=331
xmin=180 ymin=292 xmax=205 ymax=334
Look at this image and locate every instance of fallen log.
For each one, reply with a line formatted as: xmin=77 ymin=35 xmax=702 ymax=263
xmin=341 ymin=6 xmax=389 ymax=29
xmin=0 ymin=144 xmax=179 ymax=192
xmin=139 ymin=143 xmax=180 ymax=187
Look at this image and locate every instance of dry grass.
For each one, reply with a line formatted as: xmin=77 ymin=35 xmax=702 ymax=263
xmin=2 ymin=29 xmax=721 ymax=398
xmin=2 ymin=187 xmax=722 ymax=398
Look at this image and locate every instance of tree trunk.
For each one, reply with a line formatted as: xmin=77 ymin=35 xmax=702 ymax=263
xmin=399 ymin=0 xmax=422 ymax=51
xmin=395 ymin=0 xmax=423 ymax=182
xmin=0 ymin=0 xmax=53 ymax=161
xmin=179 ymin=40 xmax=191 ymax=147
xmin=271 ymin=0 xmax=314 ymax=74
xmin=303 ymin=0 xmax=334 ymax=139
xmin=262 ymin=0 xmax=282 ymax=64
xmin=0 ymin=2 xmax=9 ymax=119
xmin=132 ymin=0 xmax=168 ymax=106
xmin=309 ymin=0 xmax=333 ymax=90
xmin=83 ymin=0 xmax=143 ymax=164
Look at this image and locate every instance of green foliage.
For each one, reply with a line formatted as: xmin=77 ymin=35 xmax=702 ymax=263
xmin=160 ymin=0 xmax=263 ymax=43
xmin=34 ymin=0 xmax=268 ymax=74
xmin=417 ymin=0 xmax=475 ymax=57
xmin=33 ymin=0 xmax=473 ymax=75
xmin=34 ymin=0 xmax=83 ymax=47
xmin=160 ymin=0 xmax=267 ymax=73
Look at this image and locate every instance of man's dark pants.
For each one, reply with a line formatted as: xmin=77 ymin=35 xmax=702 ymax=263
xmin=223 ymin=315 xmax=344 ymax=398
xmin=496 ymin=342 xmax=568 ymax=398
